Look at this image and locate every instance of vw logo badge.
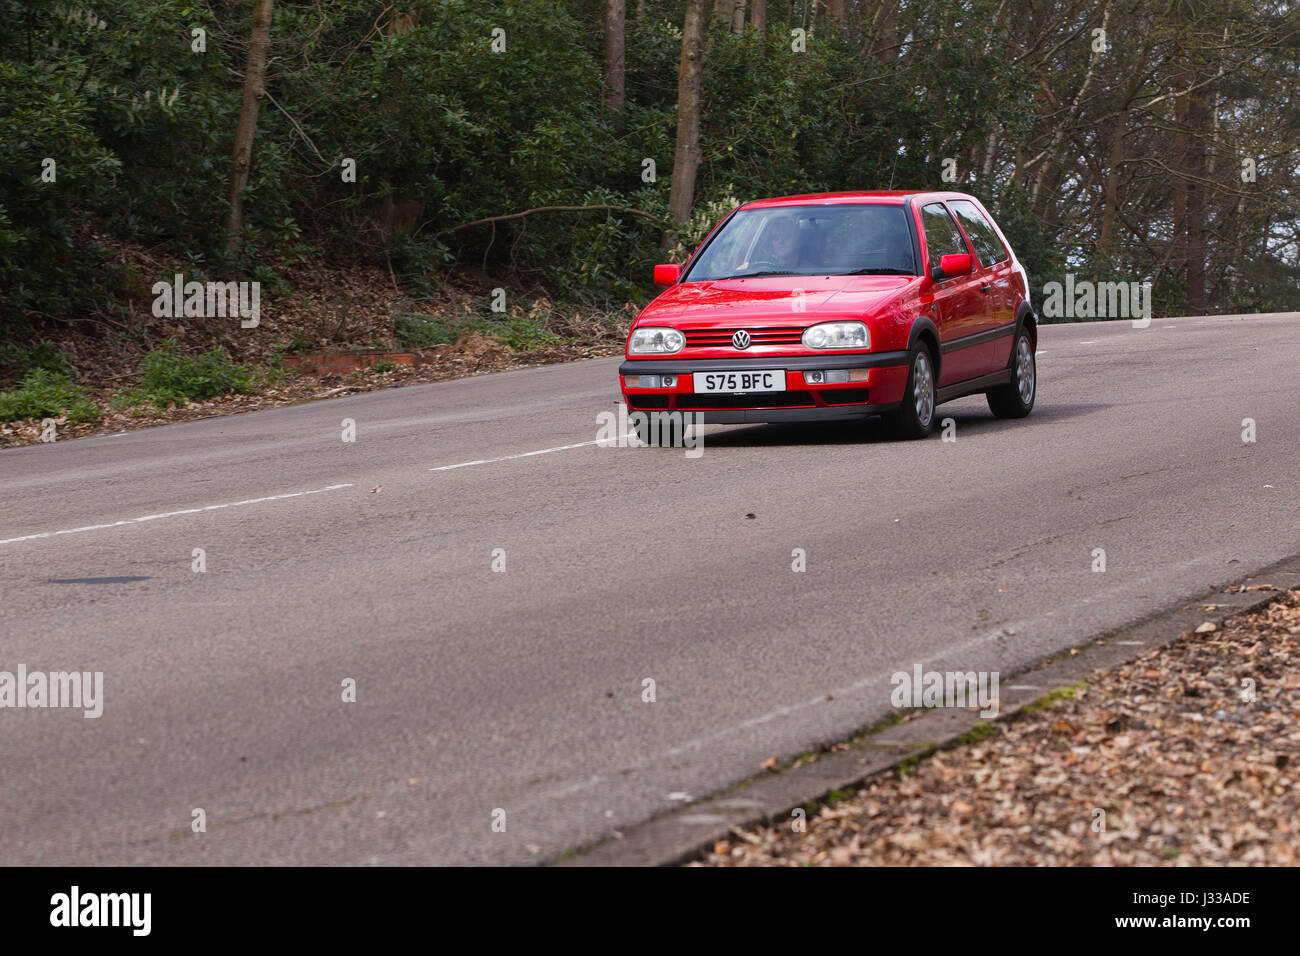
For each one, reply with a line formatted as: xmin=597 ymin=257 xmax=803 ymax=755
xmin=732 ymin=330 xmax=751 ymax=349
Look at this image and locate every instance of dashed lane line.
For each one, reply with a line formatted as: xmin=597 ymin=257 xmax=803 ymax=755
xmin=0 ymin=483 xmax=355 ymax=546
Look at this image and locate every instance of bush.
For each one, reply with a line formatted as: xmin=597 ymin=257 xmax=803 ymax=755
xmin=0 ymin=340 xmax=75 ymax=385
xmin=0 ymin=368 xmax=100 ymax=422
xmin=394 ymin=311 xmax=559 ymax=352
xmin=112 ymin=339 xmax=253 ymax=409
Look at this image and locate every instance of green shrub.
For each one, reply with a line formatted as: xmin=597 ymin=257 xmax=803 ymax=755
xmin=112 ymin=339 xmax=253 ymax=409
xmin=393 ymin=311 xmax=559 ymax=352
xmin=0 ymin=339 xmax=75 ymax=384
xmin=0 ymin=368 xmax=100 ymax=422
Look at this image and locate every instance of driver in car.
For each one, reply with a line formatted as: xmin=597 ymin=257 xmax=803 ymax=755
xmin=742 ymin=215 xmax=801 ymax=272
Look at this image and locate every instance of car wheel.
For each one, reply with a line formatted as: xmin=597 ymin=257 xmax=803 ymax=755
xmin=885 ymin=343 xmax=937 ymax=439
xmin=987 ymin=329 xmax=1036 ymax=419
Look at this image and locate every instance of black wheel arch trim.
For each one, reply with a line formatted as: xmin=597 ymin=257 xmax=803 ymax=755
xmin=1015 ymin=302 xmax=1038 ymax=343
xmin=907 ymin=316 xmax=942 ymax=380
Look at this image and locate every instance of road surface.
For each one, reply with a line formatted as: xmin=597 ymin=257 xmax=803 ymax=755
xmin=1 ymin=313 xmax=1297 ymax=864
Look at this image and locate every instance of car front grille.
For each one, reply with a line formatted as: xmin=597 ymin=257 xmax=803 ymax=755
xmin=683 ymin=327 xmax=805 ymax=349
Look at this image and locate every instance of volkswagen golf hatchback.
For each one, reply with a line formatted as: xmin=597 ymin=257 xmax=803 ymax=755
xmin=619 ymin=191 xmax=1037 ymax=438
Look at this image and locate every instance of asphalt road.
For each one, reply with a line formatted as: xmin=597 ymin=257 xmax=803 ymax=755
xmin=2 ymin=313 xmax=1298 ymax=865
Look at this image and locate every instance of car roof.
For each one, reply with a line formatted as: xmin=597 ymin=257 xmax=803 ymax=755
xmin=740 ymin=190 xmax=978 ymax=209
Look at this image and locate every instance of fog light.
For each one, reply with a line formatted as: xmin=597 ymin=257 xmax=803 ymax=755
xmin=848 ymin=368 xmax=870 ymax=382
xmin=626 ymin=374 xmax=677 ymax=389
xmin=803 ymin=369 xmax=851 ymax=385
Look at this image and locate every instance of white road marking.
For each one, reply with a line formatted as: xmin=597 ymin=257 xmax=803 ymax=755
xmin=0 ymin=483 xmax=354 ymax=546
xmin=1079 ymin=340 xmax=1097 ymax=345
xmin=429 ymin=440 xmax=602 ymax=472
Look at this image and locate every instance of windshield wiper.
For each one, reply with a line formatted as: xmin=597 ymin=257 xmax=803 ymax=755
xmin=720 ymin=270 xmax=800 ymax=279
xmin=846 ymin=268 xmax=914 ymax=275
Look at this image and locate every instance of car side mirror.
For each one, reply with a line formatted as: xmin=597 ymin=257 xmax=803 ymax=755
xmin=653 ymin=263 xmax=681 ymax=286
xmin=933 ymin=253 xmax=973 ymax=280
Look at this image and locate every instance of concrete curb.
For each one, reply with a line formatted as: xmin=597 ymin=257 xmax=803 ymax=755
xmin=554 ymin=554 xmax=1300 ymax=867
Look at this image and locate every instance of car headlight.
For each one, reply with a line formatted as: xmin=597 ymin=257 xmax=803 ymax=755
xmin=629 ymin=327 xmax=685 ymax=354
xmin=802 ymin=321 xmax=869 ymax=350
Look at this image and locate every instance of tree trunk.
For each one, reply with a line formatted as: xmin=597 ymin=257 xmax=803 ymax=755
xmin=604 ymin=0 xmax=626 ymax=111
xmin=371 ymin=9 xmax=423 ymax=237
xmin=751 ymin=0 xmax=766 ymax=36
xmin=869 ymin=0 xmax=900 ymax=59
xmin=1098 ymin=114 xmax=1125 ymax=256
xmin=1185 ymin=82 xmax=1208 ymax=314
xmin=669 ymin=0 xmax=705 ymax=231
xmin=1099 ymin=62 xmax=1148 ymax=261
xmin=224 ymin=0 xmax=275 ymax=253
xmin=828 ymin=0 xmax=846 ymax=25
xmin=1172 ymin=77 xmax=1188 ymax=303
xmin=731 ymin=0 xmax=746 ymax=34
xmin=980 ymin=126 xmax=999 ymax=180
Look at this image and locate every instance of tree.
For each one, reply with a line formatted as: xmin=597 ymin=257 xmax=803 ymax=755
xmin=604 ymin=0 xmax=626 ymax=111
xmin=224 ymin=0 xmax=275 ymax=253
xmin=668 ymin=0 xmax=706 ymax=231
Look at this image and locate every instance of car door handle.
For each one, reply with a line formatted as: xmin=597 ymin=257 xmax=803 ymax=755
xmin=979 ymin=284 xmax=992 ymax=293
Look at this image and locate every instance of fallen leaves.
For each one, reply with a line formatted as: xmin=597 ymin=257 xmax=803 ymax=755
xmin=693 ymin=589 xmax=1300 ymax=867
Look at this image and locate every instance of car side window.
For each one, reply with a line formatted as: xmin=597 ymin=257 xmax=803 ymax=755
xmin=919 ymin=203 xmax=969 ymax=270
xmin=948 ymin=200 xmax=1008 ymax=266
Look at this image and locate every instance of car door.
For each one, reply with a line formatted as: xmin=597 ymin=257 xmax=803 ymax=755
xmin=948 ymin=199 xmax=1018 ymax=373
xmin=917 ymin=201 xmax=986 ymax=386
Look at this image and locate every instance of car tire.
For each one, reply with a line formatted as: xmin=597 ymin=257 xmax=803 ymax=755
xmin=987 ymin=328 xmax=1036 ymax=419
xmin=884 ymin=343 xmax=937 ymax=439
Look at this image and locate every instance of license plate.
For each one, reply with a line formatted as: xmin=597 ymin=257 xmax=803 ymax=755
xmin=693 ymin=370 xmax=786 ymax=394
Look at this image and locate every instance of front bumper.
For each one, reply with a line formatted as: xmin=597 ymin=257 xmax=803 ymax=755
xmin=619 ymin=351 xmax=909 ymax=424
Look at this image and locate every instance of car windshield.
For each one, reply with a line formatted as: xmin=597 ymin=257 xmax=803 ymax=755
xmin=685 ymin=204 xmax=916 ymax=281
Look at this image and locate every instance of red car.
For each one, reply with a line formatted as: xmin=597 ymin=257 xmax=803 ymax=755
xmin=620 ymin=191 xmax=1037 ymax=438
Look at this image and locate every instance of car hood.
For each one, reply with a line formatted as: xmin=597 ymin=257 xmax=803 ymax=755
xmin=637 ymin=274 xmax=916 ymax=327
